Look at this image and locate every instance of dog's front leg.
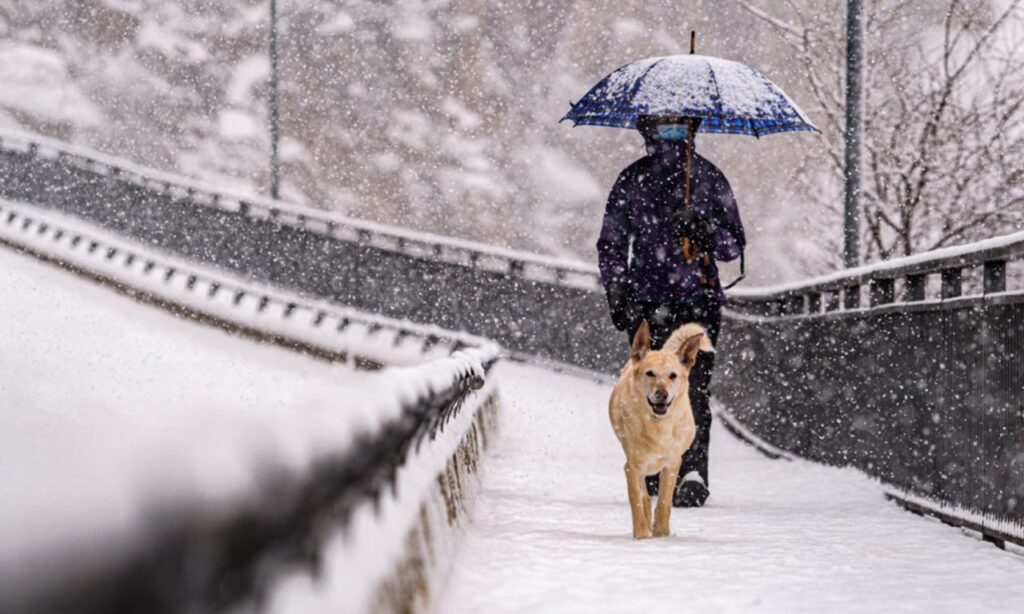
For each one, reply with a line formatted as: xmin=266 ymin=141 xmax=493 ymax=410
xmin=653 ymin=461 xmax=681 ymax=537
xmin=624 ymin=464 xmax=652 ymax=539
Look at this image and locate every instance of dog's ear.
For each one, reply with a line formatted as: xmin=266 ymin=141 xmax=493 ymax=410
xmin=677 ymin=331 xmax=709 ymax=369
xmin=631 ymin=320 xmax=651 ymax=363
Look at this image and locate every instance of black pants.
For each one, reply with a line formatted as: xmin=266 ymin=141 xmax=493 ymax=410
xmin=626 ymin=298 xmax=721 ymax=490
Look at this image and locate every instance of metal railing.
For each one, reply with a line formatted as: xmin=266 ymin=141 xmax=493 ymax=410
xmin=0 ymin=129 xmax=623 ymax=372
xmin=1 ymin=353 xmax=496 ymax=614
xmin=0 ymin=199 xmax=491 ymax=367
xmin=718 ymin=237 xmax=1024 ymax=548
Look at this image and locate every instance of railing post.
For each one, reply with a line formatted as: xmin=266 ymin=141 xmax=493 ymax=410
xmin=843 ymin=284 xmax=860 ymax=309
xmin=869 ymin=278 xmax=894 ymax=306
xmin=940 ymin=268 xmax=962 ymax=299
xmin=983 ymin=260 xmax=1006 ymax=295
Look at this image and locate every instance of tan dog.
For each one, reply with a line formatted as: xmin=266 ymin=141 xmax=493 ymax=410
xmin=609 ymin=320 xmax=714 ymax=539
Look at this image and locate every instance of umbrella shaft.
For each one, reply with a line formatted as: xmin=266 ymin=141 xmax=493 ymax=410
xmin=681 ymin=118 xmax=696 ymax=261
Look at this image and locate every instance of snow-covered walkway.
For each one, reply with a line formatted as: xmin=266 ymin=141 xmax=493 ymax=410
xmin=438 ymin=363 xmax=1024 ymax=614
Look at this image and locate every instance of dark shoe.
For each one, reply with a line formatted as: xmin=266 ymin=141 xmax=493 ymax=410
xmin=645 ymin=474 xmax=659 ymax=497
xmin=672 ymin=472 xmax=709 ymax=508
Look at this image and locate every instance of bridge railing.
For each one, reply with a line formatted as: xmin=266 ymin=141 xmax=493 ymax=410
xmin=0 ymin=129 xmax=622 ymax=372
xmin=0 ymin=129 xmax=602 ymax=291
xmin=0 ymin=345 xmax=499 ymax=614
xmin=718 ymin=234 xmax=1024 ymax=548
xmin=0 ymin=198 xmax=494 ymax=368
xmin=727 ymin=231 xmax=1024 ymax=316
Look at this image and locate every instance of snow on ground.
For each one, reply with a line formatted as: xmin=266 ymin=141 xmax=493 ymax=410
xmin=438 ymin=363 xmax=1024 ymax=614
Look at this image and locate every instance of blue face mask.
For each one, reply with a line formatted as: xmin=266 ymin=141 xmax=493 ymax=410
xmin=655 ymin=123 xmax=690 ymax=141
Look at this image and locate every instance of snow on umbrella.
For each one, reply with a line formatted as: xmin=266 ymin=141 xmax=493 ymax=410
xmin=561 ymin=53 xmax=818 ymax=137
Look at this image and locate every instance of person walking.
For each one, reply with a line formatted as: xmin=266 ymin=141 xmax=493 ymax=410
xmin=597 ymin=114 xmax=745 ymax=508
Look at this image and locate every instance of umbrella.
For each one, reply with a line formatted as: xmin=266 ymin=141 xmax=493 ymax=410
xmin=561 ymin=34 xmax=817 ymax=285
xmin=561 ymin=47 xmax=817 ymax=136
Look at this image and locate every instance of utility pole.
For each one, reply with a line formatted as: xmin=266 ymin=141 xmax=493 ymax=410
xmin=269 ymin=0 xmax=281 ymax=199
xmin=843 ymin=0 xmax=863 ymax=268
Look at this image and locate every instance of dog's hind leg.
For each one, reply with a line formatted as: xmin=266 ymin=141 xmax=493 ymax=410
xmin=653 ymin=461 xmax=682 ymax=537
xmin=625 ymin=464 xmax=653 ymax=539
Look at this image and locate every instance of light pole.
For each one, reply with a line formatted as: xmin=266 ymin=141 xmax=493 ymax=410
xmin=269 ymin=0 xmax=281 ymax=199
xmin=843 ymin=0 xmax=863 ymax=268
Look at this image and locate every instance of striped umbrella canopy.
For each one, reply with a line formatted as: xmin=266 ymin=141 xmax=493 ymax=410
xmin=561 ymin=54 xmax=817 ymax=137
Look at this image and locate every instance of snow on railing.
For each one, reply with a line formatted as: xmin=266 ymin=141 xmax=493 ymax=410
xmin=0 ymin=340 xmax=500 ymax=614
xmin=0 ymin=198 xmax=498 ymax=367
xmin=728 ymin=231 xmax=1024 ymax=316
xmin=0 ymin=128 xmax=601 ymax=292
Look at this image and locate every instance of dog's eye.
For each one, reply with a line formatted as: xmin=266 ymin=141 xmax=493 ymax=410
xmin=669 ymin=372 xmax=678 ymax=380
xmin=645 ymin=370 xmax=655 ymax=377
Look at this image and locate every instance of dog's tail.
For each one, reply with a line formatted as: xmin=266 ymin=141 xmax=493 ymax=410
xmin=663 ymin=323 xmax=715 ymax=355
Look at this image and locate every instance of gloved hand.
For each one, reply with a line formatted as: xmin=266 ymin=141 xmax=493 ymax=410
xmin=672 ymin=208 xmax=718 ymax=253
xmin=605 ymin=281 xmax=632 ymax=331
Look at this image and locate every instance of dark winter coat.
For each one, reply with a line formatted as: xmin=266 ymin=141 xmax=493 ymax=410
xmin=597 ymin=143 xmax=745 ymax=304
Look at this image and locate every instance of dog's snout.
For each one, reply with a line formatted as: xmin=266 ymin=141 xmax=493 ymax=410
xmin=652 ymin=388 xmax=668 ymax=402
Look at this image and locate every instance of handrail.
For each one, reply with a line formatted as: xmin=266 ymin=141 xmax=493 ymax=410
xmin=0 ymin=129 xmax=601 ymax=290
xmin=0 ymin=198 xmax=497 ymax=365
xmin=729 ymin=231 xmax=1024 ymax=302
xmin=0 ymin=348 xmax=498 ymax=614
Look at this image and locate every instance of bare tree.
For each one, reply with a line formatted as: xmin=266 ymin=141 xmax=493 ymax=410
xmin=740 ymin=0 xmax=1024 ymax=262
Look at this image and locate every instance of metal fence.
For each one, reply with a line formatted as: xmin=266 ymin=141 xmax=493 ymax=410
xmin=718 ymin=243 xmax=1024 ymax=547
